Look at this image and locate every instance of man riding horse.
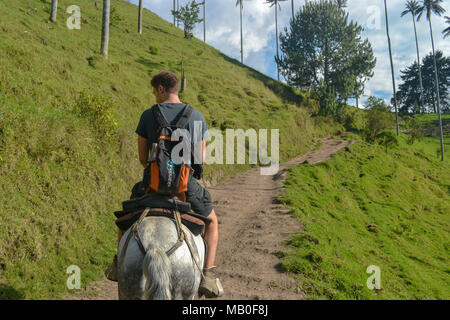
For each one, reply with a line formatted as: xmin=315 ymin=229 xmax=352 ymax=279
xmin=105 ymin=71 xmax=223 ymax=298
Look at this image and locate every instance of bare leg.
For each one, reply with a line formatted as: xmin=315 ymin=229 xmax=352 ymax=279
xmin=204 ymin=209 xmax=219 ymax=268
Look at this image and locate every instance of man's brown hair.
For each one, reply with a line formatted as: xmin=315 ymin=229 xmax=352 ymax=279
xmin=151 ymin=71 xmax=180 ymax=93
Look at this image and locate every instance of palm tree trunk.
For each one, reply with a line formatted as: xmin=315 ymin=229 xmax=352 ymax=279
xmin=428 ymin=18 xmax=445 ymax=161
xmin=101 ymin=0 xmax=110 ymax=57
xmin=240 ymin=1 xmax=243 ymax=64
xmin=432 ymin=91 xmax=436 ymax=113
xmin=181 ymin=58 xmax=186 ymax=93
xmin=138 ymin=0 xmax=143 ymax=34
xmin=203 ymin=0 xmax=206 ymax=42
xmin=412 ymin=14 xmax=425 ymax=114
xmin=275 ymin=5 xmax=280 ymax=81
xmin=173 ymin=0 xmax=176 ymax=25
xmin=50 ymin=0 xmax=58 ymax=23
xmin=292 ymin=0 xmax=294 ymax=18
xmin=176 ymin=0 xmax=180 ymax=28
xmin=384 ymin=0 xmax=399 ymax=136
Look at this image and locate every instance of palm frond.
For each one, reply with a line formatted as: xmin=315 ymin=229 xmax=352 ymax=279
xmin=417 ymin=0 xmax=446 ymax=21
xmin=443 ymin=16 xmax=450 ymax=38
xmin=334 ymin=0 xmax=348 ymax=9
xmin=401 ymin=0 xmax=420 ymax=17
xmin=264 ymin=0 xmax=288 ymax=10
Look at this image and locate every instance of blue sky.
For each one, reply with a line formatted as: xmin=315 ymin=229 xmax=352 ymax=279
xmin=127 ymin=0 xmax=449 ymax=107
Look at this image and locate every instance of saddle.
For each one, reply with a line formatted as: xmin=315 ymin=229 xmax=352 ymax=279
xmin=114 ymin=192 xmax=211 ymax=236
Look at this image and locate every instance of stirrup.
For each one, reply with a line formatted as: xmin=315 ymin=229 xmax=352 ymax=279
xmin=105 ymin=254 xmax=118 ymax=282
xmin=198 ymin=276 xmax=224 ymax=298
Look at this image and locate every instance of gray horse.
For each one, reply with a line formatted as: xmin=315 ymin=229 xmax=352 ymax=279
xmin=117 ymin=216 xmax=206 ymax=300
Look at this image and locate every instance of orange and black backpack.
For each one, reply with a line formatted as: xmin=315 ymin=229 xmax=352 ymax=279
xmin=145 ymin=104 xmax=193 ymax=198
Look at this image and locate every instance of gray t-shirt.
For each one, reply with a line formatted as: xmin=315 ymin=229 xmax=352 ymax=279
xmin=135 ymin=103 xmax=209 ymax=161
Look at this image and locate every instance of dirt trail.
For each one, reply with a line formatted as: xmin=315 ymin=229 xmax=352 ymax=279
xmin=69 ymin=136 xmax=354 ymax=300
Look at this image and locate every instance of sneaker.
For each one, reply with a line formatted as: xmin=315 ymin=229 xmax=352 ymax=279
xmin=198 ymin=266 xmax=224 ymax=298
xmin=105 ymin=254 xmax=118 ymax=282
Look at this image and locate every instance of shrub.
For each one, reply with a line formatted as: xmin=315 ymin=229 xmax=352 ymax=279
xmin=302 ymin=96 xmax=320 ymax=115
xmin=74 ymin=91 xmax=118 ymax=140
xmin=405 ymin=116 xmax=424 ymax=145
xmin=220 ymin=120 xmax=234 ymax=131
xmin=337 ymin=105 xmax=366 ymax=131
xmin=110 ymin=6 xmax=124 ymax=27
xmin=86 ymin=56 xmax=99 ymax=68
xmin=148 ymin=45 xmax=159 ymax=55
xmin=375 ymin=130 xmax=398 ymax=153
xmin=363 ymin=96 xmax=395 ymax=142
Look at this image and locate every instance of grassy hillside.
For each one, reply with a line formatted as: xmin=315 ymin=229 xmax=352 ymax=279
xmin=279 ymin=133 xmax=449 ymax=299
xmin=0 ymin=0 xmax=342 ymax=299
xmin=413 ymin=114 xmax=450 ymax=161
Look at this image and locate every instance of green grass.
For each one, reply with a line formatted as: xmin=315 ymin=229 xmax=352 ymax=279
xmin=413 ymin=114 xmax=450 ymax=161
xmin=0 ymin=0 xmax=343 ymax=299
xmin=279 ymin=133 xmax=450 ymax=299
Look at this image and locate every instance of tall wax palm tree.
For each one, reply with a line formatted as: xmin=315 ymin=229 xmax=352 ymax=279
xmin=203 ymin=1 xmax=206 ymax=42
xmin=384 ymin=0 xmax=400 ymax=137
xmin=443 ymin=16 xmax=450 ymax=38
xmin=291 ymin=0 xmax=294 ymax=17
xmin=236 ymin=0 xmax=245 ymax=64
xmin=265 ymin=0 xmax=287 ymax=81
xmin=401 ymin=0 xmax=425 ymax=113
xmin=177 ymin=0 xmax=180 ymax=27
xmin=50 ymin=0 xmax=58 ymax=22
xmin=173 ymin=0 xmax=176 ymax=25
xmin=138 ymin=0 xmax=143 ymax=34
xmin=101 ymin=0 xmax=110 ymax=57
xmin=417 ymin=0 xmax=446 ymax=161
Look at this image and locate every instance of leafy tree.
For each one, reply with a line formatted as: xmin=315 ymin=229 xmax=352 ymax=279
xmin=401 ymin=0 xmax=425 ymax=113
xmin=172 ymin=1 xmax=204 ymax=39
xmin=265 ymin=0 xmax=288 ymax=81
xmin=417 ymin=0 xmax=446 ymax=161
xmin=397 ymin=51 xmax=450 ymax=114
xmin=277 ymin=0 xmax=375 ymax=106
xmin=311 ymin=82 xmax=340 ymax=117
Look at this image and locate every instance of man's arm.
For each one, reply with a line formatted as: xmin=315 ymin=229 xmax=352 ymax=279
xmin=138 ymin=135 xmax=149 ymax=168
xmin=202 ymin=140 xmax=206 ymax=164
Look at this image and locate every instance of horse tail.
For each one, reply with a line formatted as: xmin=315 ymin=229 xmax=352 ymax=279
xmin=142 ymin=245 xmax=172 ymax=300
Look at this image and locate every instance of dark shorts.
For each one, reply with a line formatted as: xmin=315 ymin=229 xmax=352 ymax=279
xmin=185 ymin=177 xmax=213 ymax=218
xmin=134 ymin=171 xmax=213 ymax=218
